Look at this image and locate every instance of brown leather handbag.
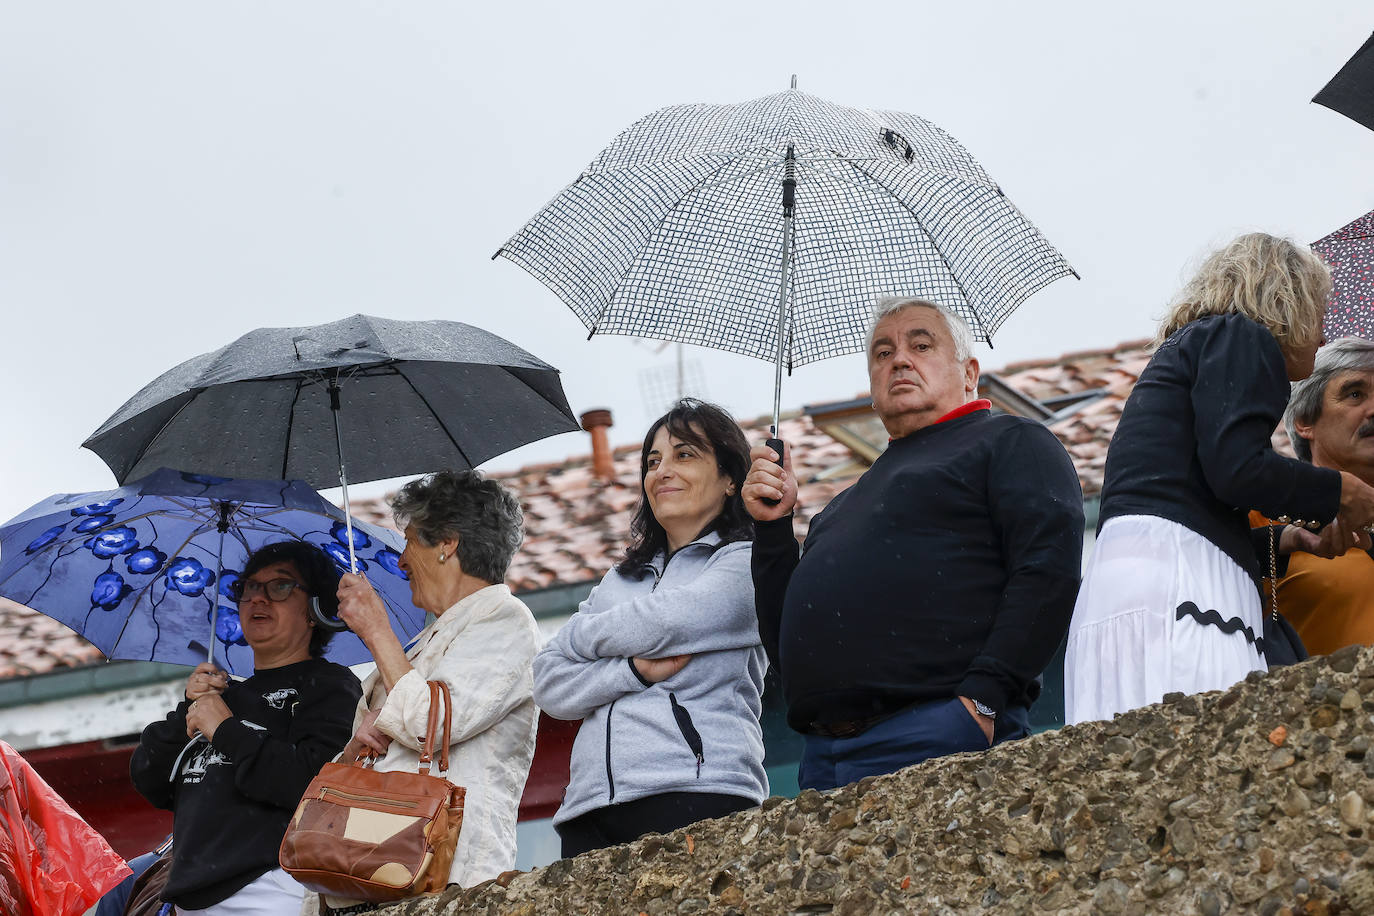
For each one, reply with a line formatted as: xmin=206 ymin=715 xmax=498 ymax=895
xmin=279 ymin=680 xmax=465 ymax=902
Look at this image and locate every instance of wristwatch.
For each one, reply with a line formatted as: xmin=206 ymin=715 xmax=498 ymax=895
xmin=971 ymin=699 xmax=997 ymax=719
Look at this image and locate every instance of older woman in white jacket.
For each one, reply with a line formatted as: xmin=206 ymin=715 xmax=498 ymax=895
xmin=329 ymin=470 xmax=538 ymax=914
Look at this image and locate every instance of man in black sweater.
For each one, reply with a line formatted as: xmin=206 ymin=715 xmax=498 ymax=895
xmin=744 ymin=298 xmax=1083 ymax=791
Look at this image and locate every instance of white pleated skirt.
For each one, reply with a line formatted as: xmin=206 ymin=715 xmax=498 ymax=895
xmin=1065 ymin=515 xmax=1266 ymax=725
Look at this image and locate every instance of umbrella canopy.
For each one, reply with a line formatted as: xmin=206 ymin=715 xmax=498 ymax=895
xmin=0 ymin=469 xmax=423 ymax=677
xmin=84 ymin=314 xmax=579 ymax=489
xmin=1314 ymin=208 xmax=1374 ymax=341
xmin=1314 ymin=32 xmax=1374 ymax=133
xmin=495 ymin=85 xmax=1075 ymax=372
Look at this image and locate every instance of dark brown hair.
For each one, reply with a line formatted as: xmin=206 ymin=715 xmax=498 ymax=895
xmin=619 ymin=399 xmax=753 ymax=572
xmin=240 ymin=540 xmax=341 ymax=657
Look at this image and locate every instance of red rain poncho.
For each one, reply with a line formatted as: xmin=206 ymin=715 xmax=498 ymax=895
xmin=0 ymin=740 xmax=130 ymax=916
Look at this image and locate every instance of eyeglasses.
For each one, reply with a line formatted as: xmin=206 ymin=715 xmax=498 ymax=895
xmin=229 ymin=577 xmax=307 ymax=603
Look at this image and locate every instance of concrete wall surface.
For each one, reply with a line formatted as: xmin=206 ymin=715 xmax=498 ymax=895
xmin=347 ymin=645 xmax=1374 ymax=915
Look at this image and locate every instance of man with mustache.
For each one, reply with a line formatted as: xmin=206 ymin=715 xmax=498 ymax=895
xmin=744 ymin=297 xmax=1084 ymax=791
xmin=1271 ymin=338 xmax=1374 ymax=653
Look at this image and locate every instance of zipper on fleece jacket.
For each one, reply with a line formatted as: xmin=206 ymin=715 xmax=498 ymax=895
xmin=605 ymin=699 xmax=617 ymax=802
xmin=669 ymin=693 xmax=705 ymax=778
xmin=603 ymin=540 xmax=716 ymax=801
xmin=642 ymin=536 xmax=716 ymax=587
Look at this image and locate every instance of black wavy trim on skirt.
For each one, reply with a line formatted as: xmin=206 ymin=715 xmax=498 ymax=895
xmin=1175 ymin=601 xmax=1266 ymax=656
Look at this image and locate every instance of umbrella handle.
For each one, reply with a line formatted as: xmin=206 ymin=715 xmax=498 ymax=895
xmin=308 ymin=596 xmax=350 ymax=633
xmin=761 ymin=437 xmax=785 ymax=507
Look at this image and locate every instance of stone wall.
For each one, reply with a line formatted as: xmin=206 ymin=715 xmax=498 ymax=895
xmin=374 ymin=646 xmax=1374 ymax=915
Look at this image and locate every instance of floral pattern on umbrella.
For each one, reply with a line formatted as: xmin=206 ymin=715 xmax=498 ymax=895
xmin=0 ymin=468 xmax=424 ymax=677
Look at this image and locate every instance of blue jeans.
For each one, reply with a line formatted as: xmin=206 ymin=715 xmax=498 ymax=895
xmin=798 ymin=697 xmax=1031 ymax=791
xmin=94 ymin=850 xmax=163 ymax=916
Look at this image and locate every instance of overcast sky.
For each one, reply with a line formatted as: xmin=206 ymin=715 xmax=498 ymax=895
xmin=2 ymin=1 xmax=1372 ymax=523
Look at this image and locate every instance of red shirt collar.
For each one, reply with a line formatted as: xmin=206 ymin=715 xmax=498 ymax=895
xmin=932 ymin=398 xmax=991 ymax=426
xmin=887 ymin=399 xmax=991 ymax=442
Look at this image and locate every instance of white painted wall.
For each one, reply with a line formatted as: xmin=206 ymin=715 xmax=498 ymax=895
xmin=0 ymin=679 xmax=183 ymax=751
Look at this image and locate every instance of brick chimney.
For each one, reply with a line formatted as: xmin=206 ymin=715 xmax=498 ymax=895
xmin=580 ymin=409 xmax=615 ymax=481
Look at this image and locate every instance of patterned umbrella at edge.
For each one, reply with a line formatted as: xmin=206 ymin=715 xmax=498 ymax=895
xmin=0 ymin=469 xmax=423 ymax=677
xmin=1314 ymin=208 xmax=1374 ymax=341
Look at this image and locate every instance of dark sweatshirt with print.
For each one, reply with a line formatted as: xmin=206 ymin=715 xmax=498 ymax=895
xmin=130 ymin=657 xmax=361 ymax=909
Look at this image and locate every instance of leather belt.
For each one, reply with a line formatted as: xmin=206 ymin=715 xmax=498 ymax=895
xmin=809 ymin=708 xmax=903 ymax=739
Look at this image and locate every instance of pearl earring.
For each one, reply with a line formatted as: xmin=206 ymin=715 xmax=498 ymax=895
xmin=438 ymin=552 xmax=446 ymax=563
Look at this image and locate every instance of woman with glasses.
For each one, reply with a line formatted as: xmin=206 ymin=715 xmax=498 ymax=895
xmin=130 ymin=541 xmax=362 ymax=915
xmin=326 ymin=470 xmax=538 ymax=911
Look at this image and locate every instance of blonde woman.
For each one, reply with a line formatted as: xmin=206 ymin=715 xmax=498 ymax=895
xmin=1066 ymin=233 xmax=1374 ymax=724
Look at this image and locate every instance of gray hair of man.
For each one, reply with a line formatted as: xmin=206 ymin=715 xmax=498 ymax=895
xmin=1285 ymin=337 xmax=1374 ymax=463
xmin=864 ymin=296 xmax=975 ymax=365
xmin=390 ymin=469 xmax=525 ymax=584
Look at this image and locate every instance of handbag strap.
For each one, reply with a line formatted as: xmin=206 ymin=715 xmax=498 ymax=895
xmin=435 ymin=681 xmax=452 ymax=774
xmin=417 ymin=680 xmax=454 ymax=776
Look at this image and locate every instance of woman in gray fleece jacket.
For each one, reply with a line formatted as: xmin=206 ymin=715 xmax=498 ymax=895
xmin=533 ymin=399 xmax=768 ymax=858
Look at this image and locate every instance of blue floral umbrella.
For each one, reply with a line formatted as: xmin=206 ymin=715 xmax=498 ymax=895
xmin=0 ymin=468 xmax=422 ymax=677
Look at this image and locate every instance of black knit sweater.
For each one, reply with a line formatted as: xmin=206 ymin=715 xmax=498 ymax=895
xmin=752 ymin=408 xmax=1084 ymax=732
xmin=1099 ymin=314 xmax=1342 ymax=584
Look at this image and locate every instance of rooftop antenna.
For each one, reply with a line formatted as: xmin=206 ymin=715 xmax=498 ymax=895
xmin=637 ymin=340 xmax=707 ymax=416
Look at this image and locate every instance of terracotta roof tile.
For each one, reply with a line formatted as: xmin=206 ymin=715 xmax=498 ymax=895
xmin=0 ymin=598 xmax=104 ymax=678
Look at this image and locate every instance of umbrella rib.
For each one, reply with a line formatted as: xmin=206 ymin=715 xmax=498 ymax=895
xmin=689 ymin=161 xmax=788 ymax=195
xmin=580 ymin=149 xmax=778 ymax=183
xmin=585 ymin=150 xmax=890 ymax=184
xmin=497 ymin=365 xmax=578 ymax=426
xmin=282 ymin=376 xmax=307 ymax=480
xmin=116 ymin=392 xmax=204 ymax=483
xmin=236 ymin=517 xmax=325 ymax=538
xmin=392 ymin=370 xmax=476 ymax=469
xmin=833 ymin=157 xmax=991 ymax=343
xmin=224 ymin=524 xmax=254 ymax=556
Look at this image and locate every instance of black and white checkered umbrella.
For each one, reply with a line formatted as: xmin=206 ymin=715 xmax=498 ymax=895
xmin=496 ymin=80 xmax=1076 ymax=434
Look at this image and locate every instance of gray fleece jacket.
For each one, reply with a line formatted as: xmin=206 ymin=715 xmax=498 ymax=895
xmin=532 ymin=532 xmax=768 ymax=826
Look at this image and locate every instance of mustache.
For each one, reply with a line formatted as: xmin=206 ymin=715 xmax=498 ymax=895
xmin=1359 ymin=419 xmax=1374 ymax=439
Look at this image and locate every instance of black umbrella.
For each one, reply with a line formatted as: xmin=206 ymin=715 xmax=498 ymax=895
xmin=84 ymin=314 xmax=578 ymax=568
xmin=1314 ymin=32 xmax=1374 ymax=133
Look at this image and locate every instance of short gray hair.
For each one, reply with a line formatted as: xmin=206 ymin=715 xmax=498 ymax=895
xmin=865 ymin=296 xmax=974 ymax=365
xmin=390 ymin=469 xmax=524 ymax=583
xmin=1285 ymin=337 xmax=1374 ymax=462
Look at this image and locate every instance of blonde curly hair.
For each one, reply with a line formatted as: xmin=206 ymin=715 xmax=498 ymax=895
xmin=1156 ymin=233 xmax=1331 ymax=349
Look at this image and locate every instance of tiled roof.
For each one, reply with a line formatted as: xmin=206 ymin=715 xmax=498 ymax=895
xmin=0 ymin=337 xmax=1161 ymax=681
xmin=0 ymin=598 xmax=105 ymax=677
